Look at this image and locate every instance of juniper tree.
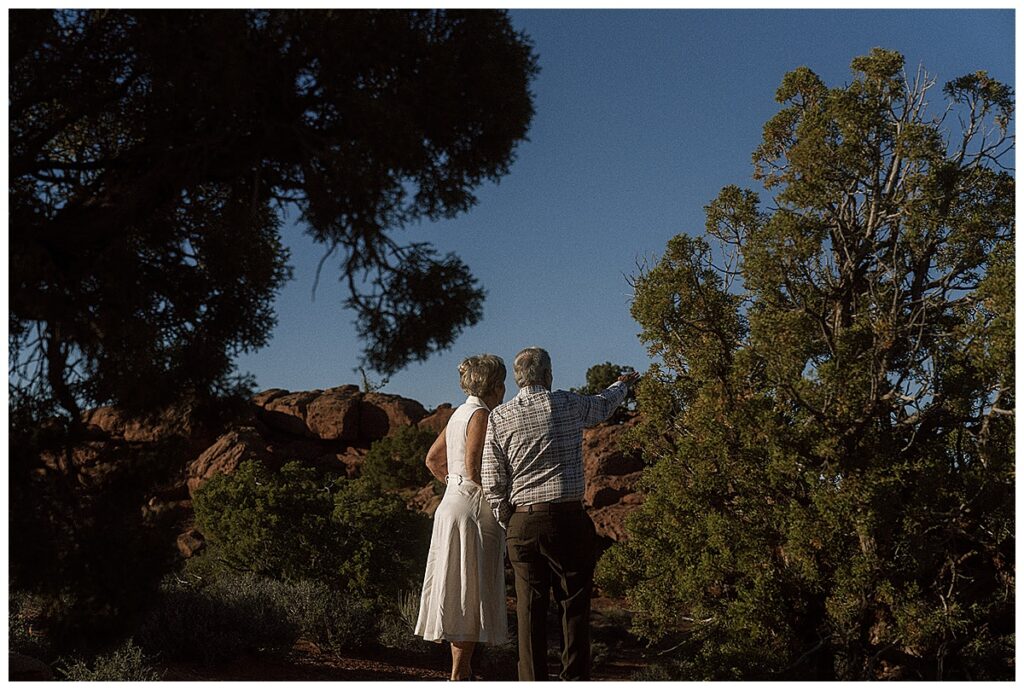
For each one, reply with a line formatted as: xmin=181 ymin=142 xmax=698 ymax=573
xmin=8 ymin=8 xmax=537 ymax=654
xmin=597 ymin=49 xmax=1013 ymax=681
xmin=10 ymin=9 xmax=538 ymax=425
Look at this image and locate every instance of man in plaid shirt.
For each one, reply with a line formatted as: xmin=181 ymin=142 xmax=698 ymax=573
xmin=482 ymin=347 xmax=639 ymax=681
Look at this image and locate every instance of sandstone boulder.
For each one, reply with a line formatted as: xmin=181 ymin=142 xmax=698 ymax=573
xmin=142 ymin=496 xmax=193 ymax=525
xmin=305 ymin=387 xmax=363 ymax=441
xmin=177 ymin=528 xmax=205 ymax=558
xmin=82 ymin=403 xmax=202 ymax=443
xmin=406 ymin=484 xmax=443 ymax=517
xmin=256 ymin=390 xmax=320 ymax=438
xmin=187 ymin=427 xmax=271 ymax=494
xmin=252 ymin=388 xmax=290 ymax=407
xmin=314 ymin=447 xmax=367 ymax=478
xmin=253 ymin=386 xmax=427 ymax=444
xmin=583 ymin=416 xmax=643 ymax=479
xmin=360 ymin=392 xmax=428 ymax=440
xmin=40 ymin=442 xmax=136 ymax=490
xmin=418 ymin=404 xmax=455 ymax=434
xmin=581 ymin=414 xmax=645 ymax=541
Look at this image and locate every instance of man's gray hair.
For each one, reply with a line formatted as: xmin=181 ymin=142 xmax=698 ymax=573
xmin=458 ymin=354 xmax=506 ymax=397
xmin=513 ymin=347 xmax=552 ymax=388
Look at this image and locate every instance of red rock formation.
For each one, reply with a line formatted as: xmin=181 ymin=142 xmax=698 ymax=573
xmin=252 ymin=386 xmax=427 ymax=443
xmin=305 ymin=386 xmax=363 ymax=441
xmin=82 ymin=404 xmax=199 ymax=443
xmin=582 ymin=414 xmax=644 ymax=541
xmin=176 ymin=528 xmax=206 ymax=558
xmin=187 ymin=427 xmax=271 ymax=494
xmin=359 ymin=392 xmax=428 ymax=440
xmin=418 ymin=404 xmax=454 ymax=434
xmin=258 ymin=390 xmax=322 ymax=438
xmin=178 ymin=398 xmax=645 ymax=543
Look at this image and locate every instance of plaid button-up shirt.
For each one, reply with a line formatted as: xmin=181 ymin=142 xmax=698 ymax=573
xmin=482 ymin=382 xmax=629 ymax=530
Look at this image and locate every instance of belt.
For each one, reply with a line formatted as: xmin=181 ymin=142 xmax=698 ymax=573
xmin=514 ymin=501 xmax=583 ymax=514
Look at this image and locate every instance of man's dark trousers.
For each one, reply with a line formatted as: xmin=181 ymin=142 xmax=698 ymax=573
xmin=506 ymin=505 xmax=598 ymax=681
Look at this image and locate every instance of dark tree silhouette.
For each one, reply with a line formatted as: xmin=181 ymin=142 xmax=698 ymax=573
xmin=7 ymin=9 xmax=538 ymax=659
xmin=10 ymin=9 xmax=539 ymax=423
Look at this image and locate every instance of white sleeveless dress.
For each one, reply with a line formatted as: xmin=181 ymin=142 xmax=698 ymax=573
xmin=414 ymin=396 xmax=508 ymax=644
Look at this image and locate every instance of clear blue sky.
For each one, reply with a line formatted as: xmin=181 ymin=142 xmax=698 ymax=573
xmin=234 ymin=9 xmax=1015 ymax=409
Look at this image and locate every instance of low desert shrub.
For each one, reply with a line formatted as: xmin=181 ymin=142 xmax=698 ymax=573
xmin=138 ymin=563 xmax=387 ymax=663
xmin=55 ymin=639 xmax=162 ymax=681
xmin=9 ymin=590 xmax=52 ymax=660
xmin=329 ymin=477 xmax=431 ymax=596
xmin=376 ymin=589 xmax=438 ymax=656
xmin=193 ymin=459 xmax=430 ymax=597
xmin=360 ymin=425 xmax=437 ymax=491
xmin=137 ymin=571 xmax=297 ymax=664
xmin=591 ymin=640 xmax=611 ymax=668
xmin=192 ymin=459 xmax=336 ymax=581
xmin=278 ymin=579 xmax=380 ymax=653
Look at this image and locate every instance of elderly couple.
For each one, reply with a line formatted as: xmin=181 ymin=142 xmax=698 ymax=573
xmin=414 ymin=347 xmax=640 ymax=681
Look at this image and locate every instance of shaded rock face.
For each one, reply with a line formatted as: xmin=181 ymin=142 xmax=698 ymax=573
xmin=582 ymin=415 xmax=644 ymax=541
xmin=259 ymin=390 xmax=323 ymax=438
xmin=405 ymin=484 xmax=443 ymax=518
xmin=252 ymin=385 xmax=427 ymax=445
xmin=176 ymin=528 xmax=206 ymax=558
xmin=82 ymin=404 xmax=202 ymax=444
xmin=581 ymin=413 xmax=643 ymax=544
xmin=184 ymin=387 xmax=431 ymax=495
xmin=187 ymin=426 xmax=272 ymax=494
xmin=418 ymin=404 xmax=454 ymax=435
xmin=360 ymin=392 xmax=428 ymax=439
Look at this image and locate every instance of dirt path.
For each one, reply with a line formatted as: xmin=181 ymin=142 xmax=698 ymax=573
xmin=161 ymin=597 xmax=650 ymax=681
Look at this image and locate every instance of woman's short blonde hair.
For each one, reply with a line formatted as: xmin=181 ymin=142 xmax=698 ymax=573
xmin=458 ymin=354 xmax=506 ymax=397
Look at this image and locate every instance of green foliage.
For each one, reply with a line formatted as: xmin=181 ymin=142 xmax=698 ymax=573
xmin=630 ymin=663 xmax=677 ymax=681
xmin=193 ymin=459 xmax=336 ymax=581
xmin=9 ymin=591 xmax=52 ymax=661
xmin=137 ymin=568 xmax=379 ymax=663
xmin=193 ymin=459 xmax=429 ymax=596
xmin=330 ymin=477 xmax=432 ymax=595
xmin=10 ymin=10 xmax=538 ymax=425
xmin=278 ymin=579 xmax=380 ymax=654
xmin=600 ymin=50 xmax=1014 ymax=681
xmin=360 ymin=425 xmax=437 ymax=491
xmin=55 ymin=639 xmax=162 ymax=681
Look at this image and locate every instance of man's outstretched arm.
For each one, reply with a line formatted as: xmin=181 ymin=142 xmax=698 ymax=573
xmin=577 ymin=371 xmax=641 ymax=427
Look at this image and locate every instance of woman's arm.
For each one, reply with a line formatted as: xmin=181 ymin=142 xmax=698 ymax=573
xmin=424 ymin=426 xmax=448 ymax=482
xmin=464 ymin=409 xmax=489 ymax=485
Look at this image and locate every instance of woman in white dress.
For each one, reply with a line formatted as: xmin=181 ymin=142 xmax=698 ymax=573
xmin=415 ymin=354 xmax=508 ymax=681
